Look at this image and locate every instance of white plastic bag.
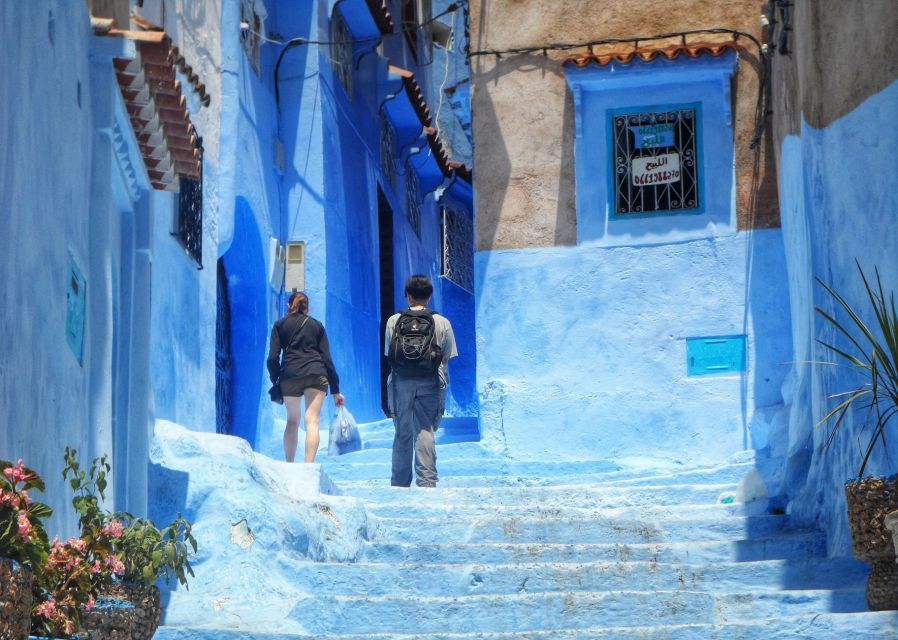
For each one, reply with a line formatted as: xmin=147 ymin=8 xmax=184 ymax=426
xmin=328 ymin=405 xmax=361 ymax=455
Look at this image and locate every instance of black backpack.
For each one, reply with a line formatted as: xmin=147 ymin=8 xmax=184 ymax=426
xmin=388 ymin=308 xmax=442 ymax=377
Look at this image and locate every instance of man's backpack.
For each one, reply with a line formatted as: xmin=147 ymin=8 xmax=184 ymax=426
xmin=388 ymin=308 xmax=442 ymax=377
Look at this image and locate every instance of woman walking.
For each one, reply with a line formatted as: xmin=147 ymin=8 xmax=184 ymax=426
xmin=267 ymin=292 xmax=344 ymax=462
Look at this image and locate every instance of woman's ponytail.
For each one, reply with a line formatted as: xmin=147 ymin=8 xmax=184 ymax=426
xmin=287 ymin=291 xmax=309 ymax=315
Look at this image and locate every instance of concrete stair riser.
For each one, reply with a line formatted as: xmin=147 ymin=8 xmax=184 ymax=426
xmin=325 ymin=461 xmax=764 ymax=485
xmin=362 ymin=532 xmax=828 ymax=564
xmin=285 ymin=588 xmax=872 ymax=635
xmin=155 ymin=610 xmax=898 ymax=639
xmin=276 ymin=557 xmax=867 ymax=596
xmin=365 ymin=499 xmax=773 ymax=519
xmin=372 ymin=513 xmax=790 ymax=544
xmin=345 ymin=482 xmax=739 ymax=507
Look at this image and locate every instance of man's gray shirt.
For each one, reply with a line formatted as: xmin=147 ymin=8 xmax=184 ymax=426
xmin=385 ymin=309 xmax=458 ymax=386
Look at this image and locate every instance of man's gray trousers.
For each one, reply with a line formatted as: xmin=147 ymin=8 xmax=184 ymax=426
xmin=390 ymin=375 xmax=440 ymax=487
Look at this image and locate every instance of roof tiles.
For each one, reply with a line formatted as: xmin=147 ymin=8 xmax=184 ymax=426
xmin=365 ymin=0 xmax=394 ymax=34
xmin=110 ymin=33 xmax=206 ymax=191
xmin=564 ymin=41 xmax=740 ymax=68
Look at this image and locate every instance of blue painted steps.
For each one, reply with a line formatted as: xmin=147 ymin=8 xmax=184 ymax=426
xmin=154 ymin=440 xmax=898 ymax=638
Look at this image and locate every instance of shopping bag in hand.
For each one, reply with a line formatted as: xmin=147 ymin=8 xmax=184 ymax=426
xmin=328 ymin=405 xmax=361 ymax=455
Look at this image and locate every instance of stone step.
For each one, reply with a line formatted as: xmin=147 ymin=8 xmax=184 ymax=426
xmin=324 ymin=458 xmax=765 ymax=486
xmin=362 ymin=531 xmax=827 ymax=564
xmin=337 ymin=481 xmax=740 ymax=508
xmin=364 ymin=498 xmax=773 ymax=520
xmin=283 ymin=589 xmax=869 ymax=635
xmin=275 ymin=557 xmax=867 ymax=597
xmin=153 ymin=611 xmax=898 ymax=640
xmin=371 ymin=513 xmax=790 ymax=545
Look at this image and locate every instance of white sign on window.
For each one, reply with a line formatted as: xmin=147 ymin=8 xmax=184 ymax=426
xmin=631 ymin=153 xmax=681 ymax=186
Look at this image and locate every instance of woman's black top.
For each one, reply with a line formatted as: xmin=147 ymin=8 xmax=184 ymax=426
xmin=267 ymin=313 xmax=340 ymax=394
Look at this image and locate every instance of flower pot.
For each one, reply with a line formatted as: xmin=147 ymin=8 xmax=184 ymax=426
xmin=0 ymin=557 xmax=33 ymax=640
xmin=101 ymin=583 xmax=161 ymax=640
xmin=845 ymin=476 xmax=898 ymax=610
xmin=79 ymin=597 xmax=135 ymax=640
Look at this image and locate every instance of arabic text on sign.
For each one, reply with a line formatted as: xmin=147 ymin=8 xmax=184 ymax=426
xmin=629 ymin=123 xmax=674 ymax=149
xmin=631 ymin=153 xmax=681 ymax=186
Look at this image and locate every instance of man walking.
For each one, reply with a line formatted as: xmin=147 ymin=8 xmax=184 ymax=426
xmin=385 ymin=274 xmax=457 ymax=487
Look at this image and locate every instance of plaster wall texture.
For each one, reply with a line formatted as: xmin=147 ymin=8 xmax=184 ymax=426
xmin=475 ymin=228 xmax=793 ymax=464
xmin=770 ymin=0 xmax=898 ymax=134
xmin=469 ymin=0 xmax=778 ymax=250
xmin=773 ymin=81 xmax=898 ymax=555
xmin=0 ymin=2 xmax=156 ymax=535
xmin=765 ymin=0 xmax=898 ymax=557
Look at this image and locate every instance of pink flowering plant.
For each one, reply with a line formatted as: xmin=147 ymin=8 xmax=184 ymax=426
xmin=31 ymin=449 xmax=126 ymax=638
xmin=0 ymin=458 xmax=52 ymax=569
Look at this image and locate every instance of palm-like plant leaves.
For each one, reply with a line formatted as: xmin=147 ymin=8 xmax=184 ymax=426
xmin=816 ymin=262 xmax=898 ymax=478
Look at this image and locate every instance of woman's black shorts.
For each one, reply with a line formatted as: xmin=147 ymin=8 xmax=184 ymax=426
xmin=279 ymin=375 xmax=329 ymax=397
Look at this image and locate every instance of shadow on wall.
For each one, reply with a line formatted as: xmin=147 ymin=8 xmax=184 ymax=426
xmin=473 ymin=54 xmax=575 ymax=251
xmin=222 ymin=197 xmax=268 ymax=447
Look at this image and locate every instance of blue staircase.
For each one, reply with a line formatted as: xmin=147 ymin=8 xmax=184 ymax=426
xmin=155 ymin=420 xmax=898 ymax=639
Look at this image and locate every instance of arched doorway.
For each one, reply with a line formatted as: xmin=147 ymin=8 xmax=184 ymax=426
xmin=221 ymin=198 xmax=268 ymax=447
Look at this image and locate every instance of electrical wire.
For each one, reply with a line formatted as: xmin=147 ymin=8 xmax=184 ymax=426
xmin=271 ymin=3 xmax=463 ymax=105
xmin=467 ymin=28 xmax=770 ymax=149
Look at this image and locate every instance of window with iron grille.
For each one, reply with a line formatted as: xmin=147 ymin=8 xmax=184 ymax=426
xmin=441 ymin=206 xmax=473 ymax=293
xmin=610 ymin=104 xmax=700 ymax=217
xmin=176 ymin=143 xmax=203 ymax=268
xmin=240 ymin=0 xmax=263 ymax=76
xmin=330 ymin=7 xmax=353 ymax=98
xmin=405 ymin=168 xmax=421 ymax=237
xmin=380 ymin=110 xmax=397 ymax=190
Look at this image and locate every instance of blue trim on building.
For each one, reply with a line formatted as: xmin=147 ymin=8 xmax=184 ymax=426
xmin=565 ymin=51 xmax=738 ymax=246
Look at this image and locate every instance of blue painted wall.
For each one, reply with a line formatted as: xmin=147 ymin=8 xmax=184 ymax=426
xmin=270 ymin=0 xmax=479 ymax=424
xmin=475 ymin=229 xmax=793 ymax=463
xmin=476 ymin=51 xmax=792 ymax=463
xmin=0 ymin=2 xmax=158 ymax=534
xmin=775 ymin=80 xmax=898 ymax=555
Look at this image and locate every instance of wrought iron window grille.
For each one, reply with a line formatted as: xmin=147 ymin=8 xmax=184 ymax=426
xmin=440 ymin=206 xmax=473 ymax=293
xmin=330 ymin=8 xmax=353 ymax=98
xmin=405 ymin=167 xmax=421 ymax=238
xmin=380 ymin=111 xmax=397 ymax=190
xmin=175 ymin=141 xmax=204 ymax=269
xmin=610 ymin=106 xmax=700 ymax=217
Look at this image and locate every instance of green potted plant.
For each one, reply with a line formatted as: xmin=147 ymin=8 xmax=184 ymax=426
xmin=0 ymin=459 xmax=52 ymax=640
xmin=816 ymin=262 xmax=898 ymax=611
xmin=101 ymin=512 xmax=197 ymax=640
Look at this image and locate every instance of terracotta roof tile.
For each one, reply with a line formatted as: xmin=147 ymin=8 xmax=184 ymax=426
xmin=112 ymin=34 xmax=204 ymax=189
xmin=564 ymin=41 xmax=739 ymax=68
xmin=402 ymin=75 xmax=432 ymax=127
xmin=365 ymin=0 xmax=394 ymax=34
